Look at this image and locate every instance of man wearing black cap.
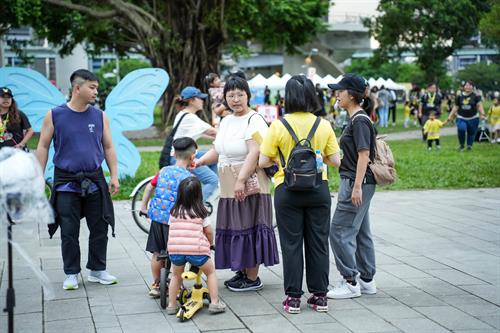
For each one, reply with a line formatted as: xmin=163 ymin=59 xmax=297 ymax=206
xmin=327 ymin=74 xmax=378 ymax=299
xmin=0 ymin=87 xmax=34 ymax=150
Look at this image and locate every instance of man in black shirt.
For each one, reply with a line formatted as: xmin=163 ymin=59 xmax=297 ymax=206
xmin=419 ymin=83 xmax=442 ymax=140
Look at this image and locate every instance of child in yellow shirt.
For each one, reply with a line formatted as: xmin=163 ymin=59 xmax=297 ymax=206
xmin=423 ymin=111 xmax=448 ymax=150
xmin=403 ymin=101 xmax=411 ymax=128
xmin=488 ymin=97 xmax=500 ymax=143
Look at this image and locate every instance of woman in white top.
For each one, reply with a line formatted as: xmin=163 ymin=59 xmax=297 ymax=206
xmin=196 ymin=76 xmax=279 ymax=292
xmin=170 ymin=86 xmax=218 ymax=201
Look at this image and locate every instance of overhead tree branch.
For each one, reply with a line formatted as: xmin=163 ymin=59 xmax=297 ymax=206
xmin=43 ymin=0 xmax=117 ymax=19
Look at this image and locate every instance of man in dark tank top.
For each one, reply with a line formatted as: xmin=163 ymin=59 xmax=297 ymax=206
xmin=37 ymin=69 xmax=120 ymax=290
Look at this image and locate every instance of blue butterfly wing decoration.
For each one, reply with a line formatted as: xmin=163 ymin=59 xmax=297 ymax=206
xmin=0 ymin=67 xmax=169 ymax=179
xmin=0 ymin=67 xmax=66 ymax=179
xmin=104 ymin=68 xmax=169 ymax=178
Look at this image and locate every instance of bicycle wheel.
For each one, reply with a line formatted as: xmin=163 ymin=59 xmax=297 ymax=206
xmin=160 ymin=267 xmax=168 ymax=309
xmin=45 ymin=179 xmax=53 ymax=200
xmin=131 ymin=179 xmax=152 ymax=233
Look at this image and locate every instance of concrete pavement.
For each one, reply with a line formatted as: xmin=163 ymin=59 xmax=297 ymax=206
xmin=1 ymin=188 xmax=499 ymax=332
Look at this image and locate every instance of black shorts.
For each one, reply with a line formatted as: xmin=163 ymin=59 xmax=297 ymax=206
xmin=145 ymin=222 xmax=169 ymax=254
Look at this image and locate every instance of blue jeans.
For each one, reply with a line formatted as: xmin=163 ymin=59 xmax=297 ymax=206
xmin=169 ymin=150 xmax=218 ymax=201
xmin=378 ymin=106 xmax=389 ymax=127
xmin=169 ymin=254 xmax=209 ymax=267
xmin=456 ymin=117 xmax=479 ymax=148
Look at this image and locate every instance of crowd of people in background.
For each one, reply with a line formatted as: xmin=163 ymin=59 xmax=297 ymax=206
xmin=214 ymin=74 xmax=499 ymax=151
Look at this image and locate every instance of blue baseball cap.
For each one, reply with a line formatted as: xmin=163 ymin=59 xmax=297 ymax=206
xmin=180 ymin=86 xmax=208 ymax=100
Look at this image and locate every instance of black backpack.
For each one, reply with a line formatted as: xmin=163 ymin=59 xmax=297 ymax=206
xmin=278 ymin=117 xmax=322 ymax=191
xmin=159 ymin=112 xmax=189 ymax=168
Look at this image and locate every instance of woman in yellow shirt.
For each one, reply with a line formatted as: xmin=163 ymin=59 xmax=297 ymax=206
xmin=488 ymin=97 xmax=500 ymax=143
xmin=259 ymin=75 xmax=340 ymax=314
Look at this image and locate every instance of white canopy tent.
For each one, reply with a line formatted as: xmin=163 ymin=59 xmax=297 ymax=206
xmin=248 ymin=74 xmax=267 ymax=88
xmin=321 ymin=74 xmax=336 ymax=87
xmin=368 ymin=77 xmax=377 ymax=87
xmin=385 ymin=78 xmax=405 ymax=90
xmin=266 ymin=74 xmax=282 ymax=89
xmin=279 ymin=73 xmax=292 ymax=88
xmin=248 ymin=73 xmax=407 ymax=92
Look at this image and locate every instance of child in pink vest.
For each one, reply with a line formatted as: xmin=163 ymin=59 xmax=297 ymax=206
xmin=167 ymin=177 xmax=226 ymax=314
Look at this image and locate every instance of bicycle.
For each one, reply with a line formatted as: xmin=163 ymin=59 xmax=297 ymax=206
xmin=129 ymin=175 xmax=155 ymax=233
xmin=130 ymin=176 xmax=214 ymax=234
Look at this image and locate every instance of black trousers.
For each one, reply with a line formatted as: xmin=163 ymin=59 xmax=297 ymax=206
xmin=274 ymin=181 xmax=331 ymax=297
xmin=427 ymin=139 xmax=440 ymax=148
xmin=389 ymin=104 xmax=397 ymax=124
xmin=56 ymin=191 xmax=108 ymax=274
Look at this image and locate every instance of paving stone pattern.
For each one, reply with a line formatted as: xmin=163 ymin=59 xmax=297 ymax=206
xmin=1 ymin=188 xmax=499 ymax=332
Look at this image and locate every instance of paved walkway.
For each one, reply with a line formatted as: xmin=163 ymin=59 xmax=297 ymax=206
xmin=1 ymin=188 xmax=499 ymax=333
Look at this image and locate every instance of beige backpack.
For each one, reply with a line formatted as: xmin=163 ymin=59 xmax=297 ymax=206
xmin=352 ymin=114 xmax=397 ymax=186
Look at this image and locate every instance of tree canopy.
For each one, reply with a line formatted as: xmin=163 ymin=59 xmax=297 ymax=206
xmin=3 ymin=0 xmax=329 ymax=123
xmin=457 ymin=63 xmax=500 ymax=92
xmin=479 ymin=0 xmax=500 ymax=46
xmin=364 ymin=0 xmax=491 ymax=83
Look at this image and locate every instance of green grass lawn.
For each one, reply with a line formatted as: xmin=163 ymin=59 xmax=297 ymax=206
xmin=327 ymin=135 xmax=500 ymax=192
xmin=113 ymin=135 xmax=500 ymax=200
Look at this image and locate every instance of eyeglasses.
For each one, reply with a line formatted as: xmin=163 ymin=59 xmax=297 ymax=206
xmin=226 ymin=93 xmax=246 ymax=100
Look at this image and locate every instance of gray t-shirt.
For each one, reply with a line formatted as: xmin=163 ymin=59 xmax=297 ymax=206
xmin=377 ymin=89 xmax=390 ymax=108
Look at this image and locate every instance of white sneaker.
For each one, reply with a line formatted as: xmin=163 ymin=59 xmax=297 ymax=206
xmin=357 ymin=277 xmax=377 ymax=294
xmin=88 ymin=270 xmax=118 ymax=285
xmin=63 ymin=274 xmax=79 ymax=290
xmin=327 ymin=279 xmax=361 ymax=299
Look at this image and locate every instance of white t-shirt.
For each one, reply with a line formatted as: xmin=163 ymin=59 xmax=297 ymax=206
xmin=214 ymin=111 xmax=268 ymax=167
xmin=172 ymin=111 xmax=211 ymax=141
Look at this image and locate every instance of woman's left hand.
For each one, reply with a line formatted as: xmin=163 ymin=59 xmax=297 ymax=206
xmin=14 ymin=143 xmax=24 ymax=149
xmin=234 ymin=179 xmax=246 ymax=202
xmin=351 ymin=186 xmax=362 ymax=207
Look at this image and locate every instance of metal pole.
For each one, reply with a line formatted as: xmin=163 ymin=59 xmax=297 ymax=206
xmin=3 ymin=213 xmax=15 ymax=333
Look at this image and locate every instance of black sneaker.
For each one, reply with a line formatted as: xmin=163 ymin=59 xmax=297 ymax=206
xmin=307 ymin=295 xmax=328 ymax=312
xmin=224 ymin=270 xmax=245 ymax=287
xmin=227 ymin=276 xmax=263 ymax=292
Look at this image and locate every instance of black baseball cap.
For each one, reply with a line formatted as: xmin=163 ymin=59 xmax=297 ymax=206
xmin=0 ymin=87 xmax=13 ymax=98
xmin=328 ymin=74 xmax=368 ymax=93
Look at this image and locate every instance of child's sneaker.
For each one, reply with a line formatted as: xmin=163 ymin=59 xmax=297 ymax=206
xmin=327 ymin=279 xmax=361 ymax=299
xmin=148 ymin=281 xmax=160 ymax=298
xmin=282 ymin=296 xmax=301 ymax=314
xmin=436 ymin=145 xmax=441 ymax=150
xmin=166 ymin=305 xmax=178 ymax=315
xmin=428 ymin=147 xmax=432 ymax=151
xmin=208 ymin=300 xmax=227 ymax=314
xmin=307 ymin=295 xmax=328 ymax=312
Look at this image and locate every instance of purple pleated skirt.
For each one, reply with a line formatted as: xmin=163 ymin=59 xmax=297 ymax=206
xmin=215 ymin=165 xmax=279 ymax=270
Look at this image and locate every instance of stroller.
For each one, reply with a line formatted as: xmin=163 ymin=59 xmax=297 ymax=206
xmin=475 ymin=119 xmax=491 ymax=143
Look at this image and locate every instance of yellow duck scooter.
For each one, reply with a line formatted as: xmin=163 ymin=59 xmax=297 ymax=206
xmin=176 ymin=264 xmax=210 ymax=321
